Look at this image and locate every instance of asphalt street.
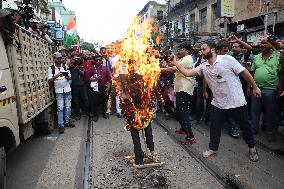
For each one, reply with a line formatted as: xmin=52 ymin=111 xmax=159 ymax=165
xmin=5 ymin=113 xmax=284 ymax=189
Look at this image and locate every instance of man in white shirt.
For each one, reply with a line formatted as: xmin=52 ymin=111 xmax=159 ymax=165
xmin=48 ymin=52 xmax=74 ymax=134
xmin=169 ymin=41 xmax=261 ymax=162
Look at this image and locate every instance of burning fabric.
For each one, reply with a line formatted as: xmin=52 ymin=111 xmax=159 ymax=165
xmin=113 ymin=17 xmax=161 ymax=131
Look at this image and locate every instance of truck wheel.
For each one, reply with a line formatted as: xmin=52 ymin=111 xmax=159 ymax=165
xmin=0 ymin=147 xmax=6 ymax=189
xmin=34 ymin=106 xmax=55 ymax=135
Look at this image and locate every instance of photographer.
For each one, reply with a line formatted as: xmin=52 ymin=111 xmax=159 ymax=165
xmin=37 ymin=23 xmax=53 ymax=44
xmin=69 ymin=56 xmax=90 ymax=120
xmin=48 ymin=52 xmax=74 ymax=134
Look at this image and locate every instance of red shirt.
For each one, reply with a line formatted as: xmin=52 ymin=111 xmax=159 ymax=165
xmin=83 ymin=60 xmax=94 ymax=86
xmin=87 ymin=65 xmax=111 ymax=89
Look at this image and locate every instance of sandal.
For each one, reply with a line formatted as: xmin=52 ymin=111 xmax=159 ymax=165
xmin=249 ymin=148 xmax=259 ymax=162
xmin=202 ymin=150 xmax=217 ymax=158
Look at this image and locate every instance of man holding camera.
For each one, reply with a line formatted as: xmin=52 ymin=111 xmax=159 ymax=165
xmin=48 ymin=52 xmax=74 ymax=134
xmin=69 ymin=56 xmax=90 ymax=120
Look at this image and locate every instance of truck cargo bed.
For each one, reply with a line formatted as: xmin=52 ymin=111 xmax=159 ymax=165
xmin=6 ymin=26 xmax=54 ymax=124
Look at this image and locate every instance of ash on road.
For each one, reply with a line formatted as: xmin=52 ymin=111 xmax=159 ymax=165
xmin=92 ymin=116 xmax=223 ymax=189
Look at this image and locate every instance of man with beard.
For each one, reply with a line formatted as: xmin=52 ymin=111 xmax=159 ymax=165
xmin=250 ymin=39 xmax=280 ymax=141
xmin=169 ymin=41 xmax=260 ymax=162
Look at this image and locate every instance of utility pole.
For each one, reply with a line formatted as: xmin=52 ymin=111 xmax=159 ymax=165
xmin=264 ymin=0 xmax=271 ymax=36
xmin=166 ymin=0 xmax=170 ymax=42
xmin=224 ymin=17 xmax=227 ymax=38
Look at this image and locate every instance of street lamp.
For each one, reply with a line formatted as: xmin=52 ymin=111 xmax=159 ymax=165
xmin=272 ymin=6 xmax=280 ymax=34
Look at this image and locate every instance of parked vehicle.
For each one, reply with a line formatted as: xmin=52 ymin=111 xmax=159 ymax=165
xmin=0 ymin=10 xmax=55 ymax=189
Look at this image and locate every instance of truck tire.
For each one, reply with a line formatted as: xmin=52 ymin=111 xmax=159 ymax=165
xmin=33 ymin=106 xmax=55 ymax=135
xmin=0 ymin=147 xmax=6 ymax=189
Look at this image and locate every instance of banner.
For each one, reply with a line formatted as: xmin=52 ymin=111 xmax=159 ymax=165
xmin=217 ymin=0 xmax=235 ymax=17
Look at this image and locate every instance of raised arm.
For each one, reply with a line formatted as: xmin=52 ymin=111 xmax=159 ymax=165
xmin=169 ymin=57 xmax=198 ymax=77
xmin=160 ymin=66 xmax=178 ymax=73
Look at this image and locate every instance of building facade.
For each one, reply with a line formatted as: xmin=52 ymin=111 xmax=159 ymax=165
xmin=48 ymin=0 xmax=76 ymax=30
xmin=158 ymin=0 xmax=284 ymax=47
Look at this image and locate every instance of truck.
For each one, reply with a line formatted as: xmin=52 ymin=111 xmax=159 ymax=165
xmin=0 ymin=10 xmax=55 ymax=189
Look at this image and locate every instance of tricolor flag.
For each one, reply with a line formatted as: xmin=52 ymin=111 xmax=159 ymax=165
xmin=65 ymin=16 xmax=77 ymax=48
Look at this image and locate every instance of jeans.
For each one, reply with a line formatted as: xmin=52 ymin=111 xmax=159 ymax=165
xmin=130 ymin=124 xmax=154 ymax=165
xmin=209 ymin=105 xmax=255 ymax=151
xmin=251 ymin=88 xmax=278 ymax=134
xmin=176 ymin=91 xmax=194 ymax=138
xmin=72 ymin=85 xmax=89 ymax=115
xmin=56 ymin=92 xmax=72 ymax=127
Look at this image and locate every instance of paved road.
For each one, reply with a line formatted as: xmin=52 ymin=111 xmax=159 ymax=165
xmin=5 ymin=113 xmax=284 ymax=189
xmin=91 ymin=116 xmax=223 ymax=188
xmin=6 ymin=118 xmax=87 ymax=189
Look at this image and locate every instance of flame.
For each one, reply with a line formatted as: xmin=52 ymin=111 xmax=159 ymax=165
xmin=113 ymin=17 xmax=161 ymax=131
xmin=156 ymin=34 xmax=164 ymax=45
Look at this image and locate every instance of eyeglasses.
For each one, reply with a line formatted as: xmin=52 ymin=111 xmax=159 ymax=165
xmin=232 ymin=46 xmax=240 ymax=48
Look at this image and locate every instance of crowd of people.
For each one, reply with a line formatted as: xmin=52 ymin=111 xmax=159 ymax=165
xmin=47 ymin=31 xmax=284 ymax=162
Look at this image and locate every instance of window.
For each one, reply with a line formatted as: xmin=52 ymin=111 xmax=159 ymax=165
xmin=157 ymin=11 xmax=163 ymax=20
xmin=181 ymin=16 xmax=186 ymax=33
xmin=190 ymin=14 xmax=195 ymax=32
xmin=200 ymin=8 xmax=207 ymax=25
xmin=212 ymin=4 xmax=217 ymax=20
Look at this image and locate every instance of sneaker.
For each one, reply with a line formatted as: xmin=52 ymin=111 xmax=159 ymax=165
xmin=185 ymin=137 xmax=197 ymax=144
xmin=175 ymin=128 xmax=187 ymax=135
xmin=81 ymin=111 xmax=87 ymax=117
xmin=58 ymin=126 xmax=65 ymax=134
xmin=165 ymin=114 xmax=172 ymax=120
xmin=267 ymin=133 xmax=277 ymax=142
xmin=93 ymin=115 xmax=99 ymax=122
xmin=103 ymin=113 xmax=109 ymax=119
xmin=116 ymin=113 xmax=123 ymax=118
xmin=65 ymin=122 xmax=75 ymax=128
xmin=228 ymin=127 xmax=240 ymax=138
xmin=74 ymin=114 xmax=81 ymax=120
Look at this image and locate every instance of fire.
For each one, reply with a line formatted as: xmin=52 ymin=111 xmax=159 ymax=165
xmin=113 ymin=17 xmax=161 ymax=131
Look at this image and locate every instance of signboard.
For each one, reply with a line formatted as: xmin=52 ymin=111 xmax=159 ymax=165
xmin=46 ymin=21 xmax=55 ymax=28
xmin=52 ymin=28 xmax=64 ymax=40
xmin=247 ymin=31 xmax=266 ymax=44
xmin=217 ymin=0 xmax=235 ymax=17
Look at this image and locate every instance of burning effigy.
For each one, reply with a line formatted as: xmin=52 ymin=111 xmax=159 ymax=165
xmin=112 ymin=17 xmax=164 ymax=168
xmin=112 ymin=17 xmax=161 ymax=131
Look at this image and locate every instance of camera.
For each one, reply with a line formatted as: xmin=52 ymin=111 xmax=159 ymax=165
xmin=74 ymin=57 xmax=83 ymax=65
xmin=60 ymin=71 xmax=69 ymax=77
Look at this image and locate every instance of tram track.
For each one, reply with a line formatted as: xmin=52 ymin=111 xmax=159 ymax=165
xmin=83 ymin=117 xmax=94 ymax=189
xmin=154 ymin=117 xmax=243 ymax=189
xmin=190 ymin=121 xmax=284 ymax=161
